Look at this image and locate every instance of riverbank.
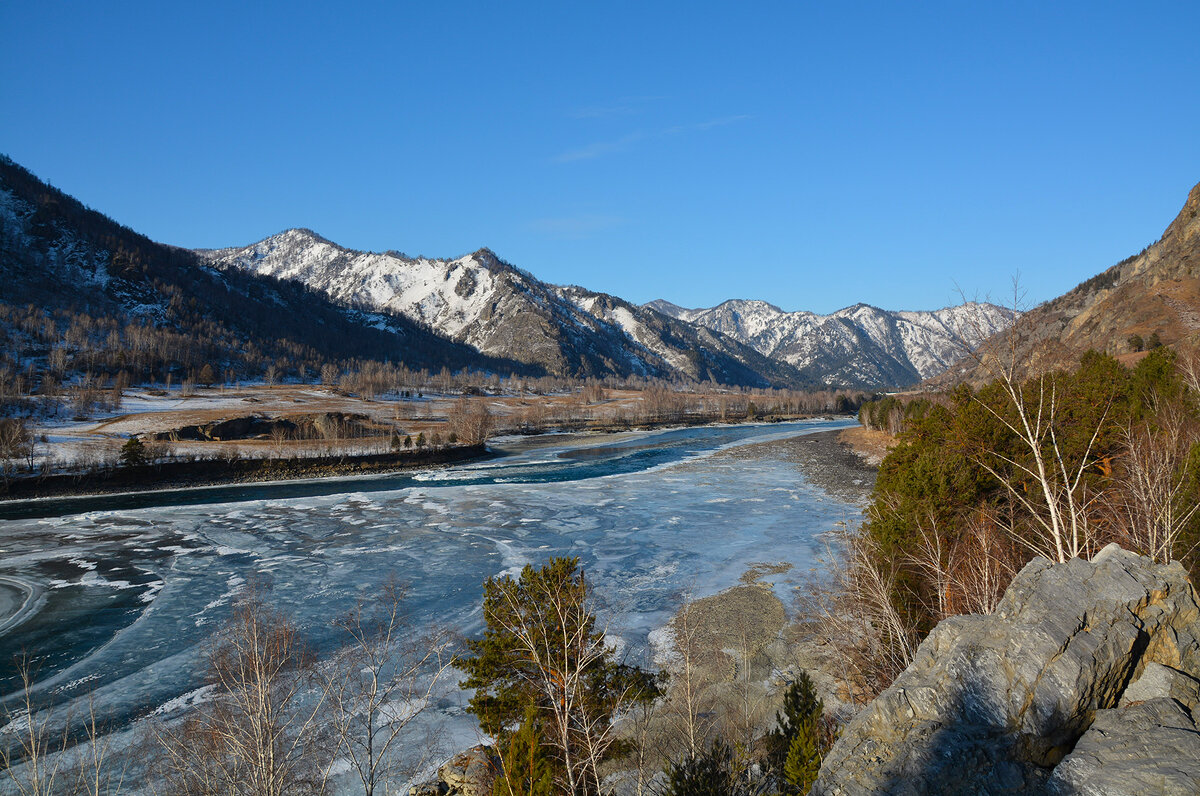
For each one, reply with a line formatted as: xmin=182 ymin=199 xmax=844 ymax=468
xmin=0 ymin=444 xmax=490 ymax=501
xmin=834 ymin=425 xmax=895 ymax=468
xmin=1 ymin=413 xmax=850 ymax=504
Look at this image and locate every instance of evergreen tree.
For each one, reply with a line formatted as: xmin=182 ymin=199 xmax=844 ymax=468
xmin=459 ymin=557 xmax=660 ymax=794
xmin=783 ymin=723 xmax=822 ymax=793
xmin=766 ymin=672 xmax=825 ymax=791
xmin=492 ymin=705 xmax=556 ymax=796
xmin=119 ymin=435 xmax=148 ymax=466
xmin=662 ymin=740 xmax=736 ymax=796
xmin=403 ymin=434 xmax=413 ymax=449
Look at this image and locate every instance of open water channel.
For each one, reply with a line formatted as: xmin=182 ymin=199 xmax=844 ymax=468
xmin=0 ymin=419 xmax=867 ymax=785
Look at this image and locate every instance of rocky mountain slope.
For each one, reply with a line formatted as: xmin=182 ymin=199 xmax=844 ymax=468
xmin=201 ymin=230 xmax=812 ymax=387
xmin=814 ymin=544 xmax=1200 ymax=795
xmin=939 ymin=179 xmax=1200 ymax=384
xmin=0 ymin=156 xmax=518 ymax=380
xmin=648 ymin=298 xmax=1012 ymax=388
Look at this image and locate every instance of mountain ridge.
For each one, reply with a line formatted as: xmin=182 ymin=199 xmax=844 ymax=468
xmin=648 ymin=295 xmax=1012 ymax=387
xmin=935 ymin=178 xmax=1200 ymax=386
xmin=199 ymin=228 xmax=812 ymax=387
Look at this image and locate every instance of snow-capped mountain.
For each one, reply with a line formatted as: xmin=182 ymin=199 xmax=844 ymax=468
xmin=200 ymin=230 xmax=809 ymax=387
xmin=647 ymin=299 xmax=1013 ymax=387
xmin=0 ymin=156 xmax=512 ymax=380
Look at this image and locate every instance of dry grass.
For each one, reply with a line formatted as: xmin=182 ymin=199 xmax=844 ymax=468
xmin=836 ymin=426 xmax=895 ymax=467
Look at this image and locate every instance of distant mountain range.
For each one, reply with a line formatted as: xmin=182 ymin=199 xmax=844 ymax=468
xmin=2 ymin=152 xmax=1020 ymax=390
xmin=647 ymin=299 xmax=1012 ymax=388
xmin=199 ymin=230 xmax=805 ymax=387
xmin=202 ymin=229 xmax=1009 ymax=389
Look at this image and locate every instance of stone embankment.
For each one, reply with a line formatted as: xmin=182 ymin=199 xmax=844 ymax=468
xmin=813 ymin=544 xmax=1200 ymax=795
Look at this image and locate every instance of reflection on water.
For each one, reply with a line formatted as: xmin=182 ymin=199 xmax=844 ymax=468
xmin=0 ymin=419 xmax=862 ymax=753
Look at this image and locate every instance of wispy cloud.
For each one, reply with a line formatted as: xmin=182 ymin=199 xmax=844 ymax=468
xmin=552 ymin=132 xmax=645 ymax=163
xmin=664 ymin=114 xmax=752 ymax=134
xmin=551 ymin=115 xmax=751 ymax=164
xmin=528 ymin=214 xmax=626 ymax=240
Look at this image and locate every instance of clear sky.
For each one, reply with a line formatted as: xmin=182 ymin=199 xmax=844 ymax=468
xmin=3 ymin=2 xmax=1198 ymax=314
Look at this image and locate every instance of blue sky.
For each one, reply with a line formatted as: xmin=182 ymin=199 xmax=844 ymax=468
xmin=3 ymin=2 xmax=1198 ymax=314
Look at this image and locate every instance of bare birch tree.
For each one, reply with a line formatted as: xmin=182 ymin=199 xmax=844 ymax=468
xmin=1110 ymin=400 xmax=1200 ymax=563
xmin=153 ymin=589 xmax=326 ymax=796
xmin=958 ymin=282 xmax=1111 ymax=563
xmin=321 ymin=582 xmax=457 ymax=796
xmin=459 ymin=558 xmax=658 ymax=796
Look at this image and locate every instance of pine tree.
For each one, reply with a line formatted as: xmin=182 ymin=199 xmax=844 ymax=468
xmin=119 ymin=435 xmax=148 ymax=466
xmin=766 ymin=671 xmax=825 ymax=791
xmin=458 ymin=558 xmax=660 ymax=795
xmin=783 ymin=723 xmax=821 ymax=793
xmin=662 ymin=740 xmax=736 ymax=796
xmin=492 ymin=705 xmax=556 ymax=796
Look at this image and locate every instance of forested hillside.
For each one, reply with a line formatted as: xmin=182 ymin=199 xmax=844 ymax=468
xmin=0 ymin=155 xmax=529 ymax=400
xmin=937 ymin=179 xmax=1200 ymax=386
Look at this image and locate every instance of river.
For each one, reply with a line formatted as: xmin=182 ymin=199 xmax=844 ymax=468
xmin=0 ymin=419 xmax=867 ymax=786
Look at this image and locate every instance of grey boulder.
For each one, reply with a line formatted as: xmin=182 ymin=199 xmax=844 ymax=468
xmin=812 ymin=544 xmax=1200 ymax=795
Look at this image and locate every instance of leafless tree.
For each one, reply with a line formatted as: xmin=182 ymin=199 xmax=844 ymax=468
xmin=480 ymin=567 xmax=647 ymax=795
xmin=1 ymin=659 xmax=127 ymax=796
xmin=270 ymin=425 xmax=291 ymax=458
xmin=68 ymin=696 xmax=129 ymax=796
xmin=320 ymin=582 xmax=456 ymax=796
xmin=661 ymin=595 xmax=716 ymax=762
xmin=1109 ymin=400 xmax=1200 ymax=563
xmin=153 ymin=588 xmax=326 ymax=796
xmin=811 ymin=527 xmax=920 ymax=701
xmin=2 ymin=655 xmax=71 ymax=796
xmin=958 ymin=282 xmax=1110 ymax=563
xmin=906 ymin=510 xmax=1018 ymax=620
xmin=446 ymin=398 xmax=493 ymax=445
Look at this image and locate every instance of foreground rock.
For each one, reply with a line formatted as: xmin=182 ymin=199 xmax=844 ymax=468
xmin=813 ymin=544 xmax=1200 ymax=795
xmin=408 ymin=745 xmax=498 ymax=796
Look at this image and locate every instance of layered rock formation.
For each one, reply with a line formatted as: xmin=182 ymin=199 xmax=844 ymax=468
xmin=813 ymin=544 xmax=1200 ymax=795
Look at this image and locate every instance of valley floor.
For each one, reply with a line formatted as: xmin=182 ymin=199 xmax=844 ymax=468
xmin=5 ymin=384 xmax=836 ymax=502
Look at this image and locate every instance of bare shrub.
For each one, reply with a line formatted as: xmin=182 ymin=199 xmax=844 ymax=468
xmin=447 ymin=398 xmax=493 ymax=445
xmin=810 ymin=528 xmax=920 ymax=703
xmin=1107 ymin=400 xmax=1200 ymax=563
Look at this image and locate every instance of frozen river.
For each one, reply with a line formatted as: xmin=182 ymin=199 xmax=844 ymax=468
xmin=0 ymin=419 xmax=865 ymax=765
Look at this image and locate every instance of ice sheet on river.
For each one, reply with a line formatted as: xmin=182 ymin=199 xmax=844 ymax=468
xmin=0 ymin=420 xmax=867 ymax=786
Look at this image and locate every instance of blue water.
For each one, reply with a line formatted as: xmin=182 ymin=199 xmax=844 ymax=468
xmin=0 ymin=419 xmax=863 ymax=768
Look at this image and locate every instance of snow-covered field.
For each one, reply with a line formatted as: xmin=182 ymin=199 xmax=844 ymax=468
xmin=24 ymin=384 xmax=621 ymax=470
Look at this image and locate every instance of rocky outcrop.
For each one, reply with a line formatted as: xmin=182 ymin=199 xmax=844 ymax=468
xmin=812 ymin=544 xmax=1200 ymax=795
xmin=149 ymin=412 xmax=380 ymax=442
xmin=409 ymin=745 xmax=499 ymax=796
